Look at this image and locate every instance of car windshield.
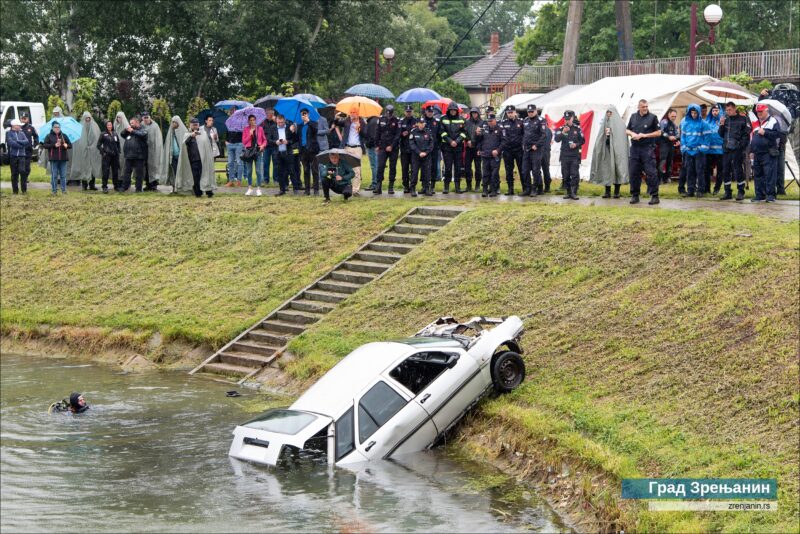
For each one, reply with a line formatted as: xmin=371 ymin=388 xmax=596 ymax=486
xmin=244 ymin=409 xmax=318 ymax=435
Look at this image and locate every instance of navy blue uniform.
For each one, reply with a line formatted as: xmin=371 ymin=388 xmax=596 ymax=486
xmin=500 ymin=117 xmax=523 ymax=193
xmin=521 ymin=115 xmax=547 ymax=194
xmin=476 ymin=122 xmax=503 ymax=196
xmin=409 ymin=126 xmax=434 ymax=195
xmin=554 ymin=123 xmax=584 ymax=193
xmin=375 ymin=113 xmax=400 ymax=192
xmin=399 ymin=115 xmax=416 ymax=192
xmin=749 ymin=116 xmax=781 ymax=201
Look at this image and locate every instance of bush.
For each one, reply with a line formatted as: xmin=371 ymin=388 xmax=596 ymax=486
xmin=722 ymin=72 xmax=773 ymax=96
xmin=72 ymin=99 xmax=90 ymax=118
xmin=151 ymin=98 xmax=171 ymax=129
xmin=107 ymin=100 xmax=122 ymax=120
xmin=430 ymin=79 xmax=470 ymax=106
xmin=186 ymin=96 xmax=209 ymax=124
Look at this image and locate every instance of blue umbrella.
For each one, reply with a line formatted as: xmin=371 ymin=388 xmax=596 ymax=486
xmin=293 ymin=93 xmax=326 ymax=105
xmin=39 ymin=116 xmax=82 ymax=142
xmin=345 ymin=83 xmax=395 ymax=99
xmin=396 ymin=87 xmax=442 ymax=103
xmin=274 ymin=97 xmax=321 ymax=124
xmin=214 ymin=100 xmax=251 ymax=110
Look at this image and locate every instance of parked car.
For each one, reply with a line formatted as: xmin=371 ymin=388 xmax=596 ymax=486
xmin=229 ymin=316 xmax=526 ymax=467
xmin=1 ymin=101 xmax=46 ymax=164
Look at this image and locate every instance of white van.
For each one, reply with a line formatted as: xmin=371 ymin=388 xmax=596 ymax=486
xmin=1 ymin=101 xmax=46 ymax=163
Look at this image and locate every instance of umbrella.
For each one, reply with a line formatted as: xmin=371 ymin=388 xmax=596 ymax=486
xmin=294 ymin=93 xmax=326 ymax=105
xmin=214 ymin=99 xmax=251 ymax=110
xmin=396 ymin=87 xmax=442 ymax=103
xmin=697 ymin=81 xmax=756 ymax=105
xmin=758 ymin=99 xmax=793 ymax=132
xmin=319 ymin=103 xmax=337 ymax=122
xmin=345 ymin=83 xmax=395 ymax=100
xmin=336 ymin=96 xmax=382 ymax=118
xmin=316 ymin=148 xmax=360 ymax=167
xmin=253 ymin=95 xmax=283 ymax=110
xmin=421 ymin=98 xmax=453 ymax=114
xmin=39 ymin=116 xmax=82 ymax=142
xmin=225 ymin=106 xmax=267 ymax=132
xmin=274 ymin=97 xmax=321 ymax=124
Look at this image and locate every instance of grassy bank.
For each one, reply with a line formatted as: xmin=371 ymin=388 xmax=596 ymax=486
xmin=1 ymin=192 xmax=797 ymax=531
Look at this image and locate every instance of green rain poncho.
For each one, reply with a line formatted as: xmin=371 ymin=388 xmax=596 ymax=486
xmin=590 ymin=106 xmax=629 ymax=186
xmin=114 ymin=111 xmax=130 ymax=169
xmin=160 ymin=116 xmax=188 ymax=187
xmin=175 ymin=128 xmax=216 ymax=194
xmin=69 ymin=111 xmax=102 ymax=181
xmin=142 ymin=118 xmax=164 ymax=184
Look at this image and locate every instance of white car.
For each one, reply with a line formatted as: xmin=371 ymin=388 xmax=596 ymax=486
xmin=229 ymin=316 xmax=526 ymax=467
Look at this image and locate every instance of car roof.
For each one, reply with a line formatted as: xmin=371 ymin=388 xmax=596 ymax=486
xmin=392 ymin=336 xmax=465 ymax=348
xmin=291 ymin=341 xmax=425 ymax=417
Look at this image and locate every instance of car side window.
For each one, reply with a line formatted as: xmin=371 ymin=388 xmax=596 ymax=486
xmin=17 ymin=107 xmax=31 ymax=122
xmin=335 ymin=407 xmax=355 ymax=461
xmin=389 ymin=351 xmax=455 ymax=395
xmin=358 ymin=381 xmax=407 ymax=443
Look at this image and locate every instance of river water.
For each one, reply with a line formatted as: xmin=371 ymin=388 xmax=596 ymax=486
xmin=0 ymin=353 xmax=566 ymax=532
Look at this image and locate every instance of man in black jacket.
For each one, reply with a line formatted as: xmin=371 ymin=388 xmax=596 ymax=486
xmin=399 ymin=105 xmax=416 ymax=193
xmin=298 ymin=108 xmax=319 ymax=195
xmin=374 ymin=104 xmax=400 ymax=194
xmin=521 ymin=104 xmax=547 ymax=196
xmin=119 ymin=116 xmax=149 ymax=192
xmin=19 ymin=113 xmax=39 ymax=161
xmin=439 ymin=102 xmax=467 ymax=194
xmin=554 ymin=110 xmax=584 ymax=200
xmin=97 ymin=121 xmax=121 ymax=192
xmin=409 ymin=116 xmax=434 ymax=197
xmin=421 ymin=106 xmax=440 ymax=191
xmin=476 ymin=113 xmax=503 ymax=197
xmin=718 ymin=101 xmax=751 ymax=201
xmin=540 ymin=118 xmax=552 ymax=193
xmin=464 ymin=107 xmax=483 ymax=192
xmin=268 ymin=114 xmax=300 ymax=195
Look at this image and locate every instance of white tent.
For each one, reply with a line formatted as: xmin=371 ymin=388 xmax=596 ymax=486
xmin=543 ymin=74 xmax=718 ymax=179
xmin=499 ymin=93 xmax=543 ymax=116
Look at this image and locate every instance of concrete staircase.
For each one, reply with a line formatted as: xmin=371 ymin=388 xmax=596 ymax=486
xmin=189 ymin=206 xmax=467 ymax=383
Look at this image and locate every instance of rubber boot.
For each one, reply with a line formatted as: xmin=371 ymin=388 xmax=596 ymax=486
xmin=507 ymin=183 xmax=514 ymax=196
xmin=562 ymin=182 xmax=572 ymax=199
xmin=720 ymin=189 xmax=733 ymax=200
xmin=388 ymin=181 xmax=395 ymax=194
xmin=613 ymin=184 xmax=621 ymax=198
xmin=735 ymin=190 xmax=744 ymax=201
xmin=454 ymin=178 xmax=463 ymax=194
xmin=630 ymin=195 xmax=640 ymax=204
xmin=569 ymin=186 xmax=579 ymax=200
xmin=602 ymin=186 xmax=611 ymax=198
xmin=443 ymin=180 xmax=450 ymax=194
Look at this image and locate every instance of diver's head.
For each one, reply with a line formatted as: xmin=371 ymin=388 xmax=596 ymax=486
xmin=69 ymin=392 xmax=88 ymax=413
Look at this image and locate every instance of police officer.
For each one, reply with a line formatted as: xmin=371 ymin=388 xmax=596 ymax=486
xmin=399 ymin=105 xmax=417 ymax=193
xmin=439 ymin=101 xmax=467 ymax=193
xmin=500 ymin=104 xmax=524 ymax=195
xmin=421 ymin=105 xmax=440 ymax=193
xmin=374 ymin=104 xmax=400 ymax=194
xmin=625 ymin=98 xmax=661 ymax=204
xmin=464 ymin=107 xmax=483 ymax=192
xmin=476 ymin=113 xmax=503 ymax=197
xmin=718 ymin=101 xmax=750 ymax=201
xmin=539 ymin=110 xmax=552 ymax=193
xmin=521 ymin=104 xmax=547 ymax=196
xmin=554 ymin=110 xmax=584 ymax=200
xmin=409 ymin=116 xmax=434 ymax=197
xmin=749 ymin=103 xmax=781 ymax=202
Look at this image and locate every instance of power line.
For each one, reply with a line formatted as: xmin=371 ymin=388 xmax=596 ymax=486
xmin=425 ymin=0 xmax=497 ymax=86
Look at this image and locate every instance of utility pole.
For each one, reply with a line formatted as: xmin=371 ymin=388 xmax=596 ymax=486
xmin=560 ymin=0 xmax=584 ymax=86
xmin=615 ymin=0 xmax=634 ymax=61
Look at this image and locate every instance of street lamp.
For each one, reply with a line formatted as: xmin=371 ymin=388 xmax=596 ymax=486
xmin=374 ymin=47 xmax=395 ymax=84
xmin=689 ymin=3 xmax=723 ymax=75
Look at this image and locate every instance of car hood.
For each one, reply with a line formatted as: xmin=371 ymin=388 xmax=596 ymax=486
xmin=228 ymin=410 xmax=332 ymax=466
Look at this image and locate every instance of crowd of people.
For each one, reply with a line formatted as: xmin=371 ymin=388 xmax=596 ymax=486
xmin=4 ymin=90 xmax=790 ymax=205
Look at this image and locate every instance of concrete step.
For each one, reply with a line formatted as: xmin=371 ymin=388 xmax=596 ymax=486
xmin=393 ymin=224 xmax=440 ymax=235
xmin=415 ymin=206 xmax=466 ymax=218
xmin=404 ymin=214 xmax=452 ymax=227
xmin=355 ymin=250 xmax=402 ymax=264
xmin=380 ymin=232 xmax=424 ymax=245
xmin=304 ymin=289 xmax=349 ymax=303
xmin=219 ymin=351 xmax=277 ymax=368
xmin=246 ymin=329 xmax=289 ymax=346
xmin=329 ymin=270 xmax=375 ymax=285
xmin=367 ymin=242 xmax=414 ymax=255
xmin=290 ymin=299 xmax=336 ymax=314
xmin=316 ymin=279 xmax=363 ymax=294
xmin=231 ymin=340 xmax=279 ymax=356
xmin=202 ymin=362 xmax=254 ymax=376
xmin=261 ymin=320 xmax=306 ymax=335
xmin=276 ymin=309 xmax=323 ymax=325
xmin=343 ymin=260 xmax=389 ymax=274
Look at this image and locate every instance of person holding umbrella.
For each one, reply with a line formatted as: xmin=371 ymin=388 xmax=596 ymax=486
xmin=318 ymin=149 xmax=355 ymax=203
xmin=340 ymin=109 xmax=368 ymax=195
xmin=242 ymin=113 xmax=267 ymax=196
xmin=298 ymin=108 xmax=320 ymax=195
xmin=717 ymin=101 xmax=750 ymax=201
xmin=42 ymin=122 xmax=72 ymax=194
xmin=749 ymin=103 xmax=781 ymax=203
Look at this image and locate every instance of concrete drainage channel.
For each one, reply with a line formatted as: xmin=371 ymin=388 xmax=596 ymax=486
xmin=189 ymin=206 xmax=468 ymax=383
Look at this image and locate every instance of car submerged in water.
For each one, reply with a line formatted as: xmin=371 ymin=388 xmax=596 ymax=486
xmin=229 ymin=316 xmax=526 ymax=467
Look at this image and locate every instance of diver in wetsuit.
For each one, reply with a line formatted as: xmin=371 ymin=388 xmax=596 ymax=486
xmin=49 ymin=392 xmax=89 ymax=414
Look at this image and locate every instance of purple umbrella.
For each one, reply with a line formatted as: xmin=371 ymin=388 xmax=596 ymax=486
xmin=224 ymin=106 xmax=267 ymax=132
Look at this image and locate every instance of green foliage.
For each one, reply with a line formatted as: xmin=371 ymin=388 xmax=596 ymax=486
xmin=46 ymin=95 xmax=67 ymax=120
xmin=151 ymin=98 xmax=171 ymax=129
xmin=72 ymin=99 xmax=90 ymax=118
xmin=186 ymin=96 xmax=209 ymax=124
xmin=107 ymin=100 xmax=122 ymax=120
xmin=722 ymin=72 xmax=773 ymax=95
xmin=280 ymin=82 xmax=296 ymax=97
xmin=430 ymin=79 xmax=470 ymax=105
xmin=71 ymin=77 xmax=97 ymax=104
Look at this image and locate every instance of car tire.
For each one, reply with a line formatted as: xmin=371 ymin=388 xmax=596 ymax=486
xmin=491 ymin=351 xmax=525 ymax=393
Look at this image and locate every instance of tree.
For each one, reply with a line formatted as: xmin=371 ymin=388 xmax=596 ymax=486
xmin=722 ymin=72 xmax=772 ymax=95
xmin=107 ymin=100 xmax=122 ymax=121
xmin=186 ymin=97 xmax=209 ymax=124
xmin=151 ymin=98 xmax=171 ymax=130
xmin=431 ymin=79 xmax=470 ymax=104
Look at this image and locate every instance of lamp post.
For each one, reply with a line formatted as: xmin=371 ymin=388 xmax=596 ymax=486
xmin=374 ymin=47 xmax=395 ymax=84
xmin=689 ymin=3 xmax=723 ymax=75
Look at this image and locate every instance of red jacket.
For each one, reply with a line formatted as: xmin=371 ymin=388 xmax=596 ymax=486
xmin=242 ymin=126 xmax=266 ymax=149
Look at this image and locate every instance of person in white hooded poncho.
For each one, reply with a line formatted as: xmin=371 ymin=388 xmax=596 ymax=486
xmin=175 ymin=117 xmax=216 ymax=197
xmin=141 ymin=112 xmax=164 ymax=191
xmin=114 ymin=111 xmax=130 ymax=171
xmin=589 ymin=106 xmax=630 ymax=199
xmin=160 ymin=116 xmax=188 ymax=191
xmin=69 ymin=111 xmax=103 ymax=190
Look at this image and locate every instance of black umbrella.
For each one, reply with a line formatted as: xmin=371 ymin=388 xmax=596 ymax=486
xmin=316 ymin=148 xmax=360 ymax=167
xmin=319 ymin=103 xmax=337 ymax=121
xmin=254 ymin=95 xmax=283 ymax=110
xmin=196 ymin=108 xmax=229 ymax=136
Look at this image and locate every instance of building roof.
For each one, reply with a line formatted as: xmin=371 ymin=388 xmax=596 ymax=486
xmin=450 ymin=42 xmax=554 ymax=89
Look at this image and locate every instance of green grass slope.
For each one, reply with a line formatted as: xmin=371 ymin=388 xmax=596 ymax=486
xmin=286 ymin=204 xmax=799 ymax=533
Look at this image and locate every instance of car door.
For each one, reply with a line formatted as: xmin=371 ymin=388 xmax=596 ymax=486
xmin=348 ymin=379 xmax=437 ymax=463
xmin=387 ymin=349 xmax=486 ymax=438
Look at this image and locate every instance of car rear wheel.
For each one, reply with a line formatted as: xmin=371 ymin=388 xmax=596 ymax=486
xmin=491 ymin=351 xmax=525 ymax=393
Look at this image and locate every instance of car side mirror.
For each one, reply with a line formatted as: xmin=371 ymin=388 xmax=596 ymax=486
xmin=445 ymin=353 xmax=460 ymax=369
